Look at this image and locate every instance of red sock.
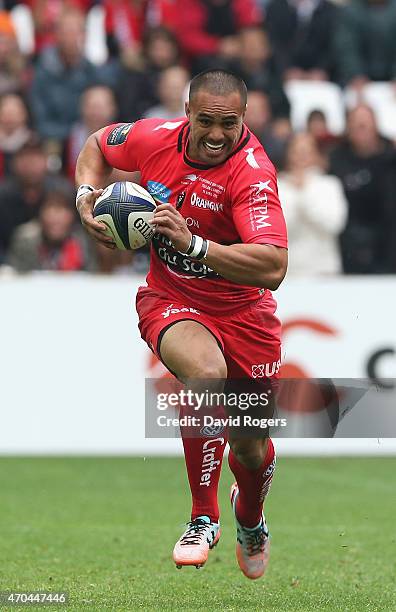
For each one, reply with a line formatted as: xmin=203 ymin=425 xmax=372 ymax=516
xmin=228 ymin=438 xmax=276 ymax=528
xmin=180 ymin=406 xmax=227 ymax=523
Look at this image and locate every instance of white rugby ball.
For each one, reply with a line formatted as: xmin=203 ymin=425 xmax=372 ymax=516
xmin=93 ymin=181 xmax=156 ymax=250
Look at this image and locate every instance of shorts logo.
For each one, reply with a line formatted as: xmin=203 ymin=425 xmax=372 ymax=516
xmin=107 ymin=123 xmax=134 ymax=146
xmin=146 ymin=181 xmax=172 ymax=203
xmin=251 ymin=360 xmax=281 ymax=378
xmin=161 ymin=303 xmax=201 ymax=319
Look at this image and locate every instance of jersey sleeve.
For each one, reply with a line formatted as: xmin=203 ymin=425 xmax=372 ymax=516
xmin=100 ymin=120 xmax=158 ymax=172
xmin=230 ymin=151 xmax=288 ymax=248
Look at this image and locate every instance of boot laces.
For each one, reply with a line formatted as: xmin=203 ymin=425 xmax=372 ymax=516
xmin=239 ymin=524 xmax=267 ymax=556
xmin=180 ymin=519 xmax=210 ymax=546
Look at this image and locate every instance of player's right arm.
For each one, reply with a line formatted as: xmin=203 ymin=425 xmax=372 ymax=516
xmin=75 ymin=128 xmax=115 ymax=248
xmin=75 ymin=122 xmax=142 ymax=248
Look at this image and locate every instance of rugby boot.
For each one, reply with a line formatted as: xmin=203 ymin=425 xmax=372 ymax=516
xmin=230 ymin=482 xmax=270 ymax=579
xmin=173 ymin=515 xmax=220 ymax=569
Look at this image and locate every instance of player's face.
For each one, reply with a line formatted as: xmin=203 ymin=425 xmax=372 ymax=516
xmin=185 ymin=90 xmax=246 ymax=166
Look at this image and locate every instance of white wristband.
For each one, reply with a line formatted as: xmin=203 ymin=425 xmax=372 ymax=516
xmin=76 ymin=184 xmax=95 ymax=207
xmin=183 ymin=234 xmax=209 ymax=260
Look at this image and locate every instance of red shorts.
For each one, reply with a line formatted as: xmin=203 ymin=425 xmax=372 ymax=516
xmin=136 ymin=286 xmax=281 ymax=379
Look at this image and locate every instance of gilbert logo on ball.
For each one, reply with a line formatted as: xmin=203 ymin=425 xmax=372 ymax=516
xmin=93 ymin=182 xmax=156 ymax=250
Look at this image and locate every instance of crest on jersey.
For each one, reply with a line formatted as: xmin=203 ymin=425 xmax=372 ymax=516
xmin=107 ymin=123 xmax=134 ymax=146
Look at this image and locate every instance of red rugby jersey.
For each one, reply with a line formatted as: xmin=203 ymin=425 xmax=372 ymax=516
xmin=100 ymin=118 xmax=287 ymax=314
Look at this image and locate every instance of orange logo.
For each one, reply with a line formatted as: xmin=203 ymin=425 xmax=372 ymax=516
xmin=280 ymin=318 xmax=338 ymax=379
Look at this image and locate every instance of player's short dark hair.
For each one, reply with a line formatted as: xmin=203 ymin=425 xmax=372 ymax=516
xmin=189 ymin=69 xmax=247 ymax=107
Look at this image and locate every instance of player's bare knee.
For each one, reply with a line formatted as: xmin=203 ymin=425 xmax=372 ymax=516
xmin=230 ymin=438 xmax=268 ymax=469
xmin=187 ymin=359 xmax=227 ymax=381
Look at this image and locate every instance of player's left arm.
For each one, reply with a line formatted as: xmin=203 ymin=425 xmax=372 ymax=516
xmin=153 ymin=204 xmax=287 ymax=289
xmin=197 ymin=242 xmax=287 ymax=290
xmin=153 ymin=161 xmax=288 ymax=290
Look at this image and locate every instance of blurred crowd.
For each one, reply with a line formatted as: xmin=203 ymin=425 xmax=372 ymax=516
xmin=0 ymin=0 xmax=396 ymax=276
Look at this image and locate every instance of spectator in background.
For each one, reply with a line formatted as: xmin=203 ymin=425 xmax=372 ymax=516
xmin=24 ymin=0 xmax=95 ymax=53
xmin=244 ymin=90 xmax=291 ymax=169
xmin=145 ymin=0 xmax=179 ymax=32
xmin=95 ymin=244 xmax=150 ymax=275
xmin=334 ymin=0 xmax=396 ymax=88
xmin=306 ymin=109 xmax=340 ymax=160
xmin=7 ymin=189 xmax=96 ymax=272
xmin=116 ymin=25 xmax=181 ymax=121
xmin=144 ymin=65 xmax=189 ymax=119
xmin=329 ymin=104 xmax=394 ymax=273
xmin=67 ymin=85 xmax=117 ymax=179
xmin=265 ymin=0 xmax=339 ymax=81
xmin=30 ymin=8 xmax=103 ymax=154
xmin=104 ymin=0 xmax=147 ymax=66
xmin=0 ymin=137 xmax=71 ymax=263
xmin=0 ymin=11 xmax=29 ymax=96
xmin=278 ymin=132 xmax=347 ymax=275
xmin=0 ymin=93 xmax=32 ymax=176
xmin=229 ymin=27 xmax=290 ymax=121
xmin=175 ymin=0 xmax=262 ymax=73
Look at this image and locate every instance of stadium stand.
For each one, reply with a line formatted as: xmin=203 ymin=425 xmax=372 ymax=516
xmin=0 ymin=0 xmax=395 ymax=275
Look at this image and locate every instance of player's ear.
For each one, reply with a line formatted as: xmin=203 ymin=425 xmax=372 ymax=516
xmin=185 ymin=100 xmax=190 ymax=119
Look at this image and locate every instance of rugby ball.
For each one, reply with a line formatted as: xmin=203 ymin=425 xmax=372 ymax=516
xmin=93 ymin=181 xmax=156 ymax=250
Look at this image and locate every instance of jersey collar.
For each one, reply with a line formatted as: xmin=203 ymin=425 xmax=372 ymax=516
xmin=177 ymin=122 xmax=251 ymax=170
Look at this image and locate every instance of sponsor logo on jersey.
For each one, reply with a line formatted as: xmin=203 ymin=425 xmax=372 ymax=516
xmin=185 ymin=217 xmax=199 ymax=228
xmin=146 ymin=181 xmax=172 ymax=203
xmin=200 ymin=438 xmax=225 ymax=487
xmin=181 ymin=175 xmax=225 ymax=199
xmin=250 ymin=180 xmax=274 ymax=199
xmin=191 ymin=192 xmax=224 ymax=212
xmin=154 ymin=120 xmax=184 ymax=131
xmin=152 ymin=233 xmax=219 ymax=280
xmin=161 ymin=303 xmax=201 ymax=319
xmin=244 ymin=147 xmax=260 ymax=169
xmin=249 ymin=181 xmax=272 ymax=230
xmin=106 ymin=123 xmax=134 ymax=146
xmin=251 ymin=360 xmax=281 ymax=378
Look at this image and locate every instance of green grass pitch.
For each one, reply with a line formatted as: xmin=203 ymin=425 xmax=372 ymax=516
xmin=0 ymin=456 xmax=395 ymax=611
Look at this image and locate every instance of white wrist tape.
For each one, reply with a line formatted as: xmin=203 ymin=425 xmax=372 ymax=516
xmin=183 ymin=235 xmax=209 ymax=260
xmin=76 ymin=184 xmax=95 ymax=207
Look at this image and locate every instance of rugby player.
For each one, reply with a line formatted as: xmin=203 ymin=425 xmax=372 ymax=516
xmin=75 ymin=70 xmax=288 ymax=580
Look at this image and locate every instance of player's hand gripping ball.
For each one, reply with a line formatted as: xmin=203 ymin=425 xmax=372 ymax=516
xmin=93 ymin=181 xmax=157 ymax=250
